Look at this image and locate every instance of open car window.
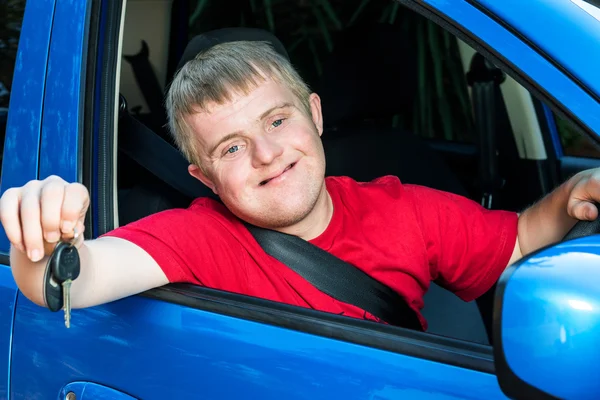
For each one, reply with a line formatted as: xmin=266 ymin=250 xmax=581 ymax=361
xmin=110 ymin=0 xmax=598 ymax=357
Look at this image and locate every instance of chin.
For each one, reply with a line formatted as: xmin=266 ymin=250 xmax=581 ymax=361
xmin=230 ymin=186 xmax=322 ymax=229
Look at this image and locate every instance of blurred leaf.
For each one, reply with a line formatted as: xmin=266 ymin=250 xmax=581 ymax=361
xmin=288 ymin=34 xmax=307 ymax=55
xmin=388 ymin=2 xmax=400 ymax=24
xmin=264 ymin=0 xmax=275 ymax=32
xmin=425 ymin=79 xmax=433 ymax=137
xmin=311 ymin=3 xmax=333 ymax=52
xmin=348 ymin=0 xmax=371 ymax=26
xmin=307 ymin=36 xmax=323 ymax=76
xmin=250 ymin=0 xmax=257 ymax=14
xmin=428 ymin=21 xmax=453 ymax=140
xmin=189 ymin=0 xmax=209 ymax=27
xmin=444 ymin=32 xmax=474 ymax=141
xmin=412 ymin=98 xmax=420 ymax=136
xmin=379 ymin=3 xmax=391 ymax=23
xmin=417 ymin=20 xmax=427 ymax=137
xmin=318 ymin=0 xmax=343 ymax=31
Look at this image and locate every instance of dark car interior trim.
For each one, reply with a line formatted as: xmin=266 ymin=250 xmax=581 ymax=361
xmin=81 ymin=0 xmax=102 ymax=239
xmin=93 ymin=0 xmax=123 ymax=237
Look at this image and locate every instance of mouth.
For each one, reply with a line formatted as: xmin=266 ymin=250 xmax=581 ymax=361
xmin=259 ymin=162 xmax=297 ymax=186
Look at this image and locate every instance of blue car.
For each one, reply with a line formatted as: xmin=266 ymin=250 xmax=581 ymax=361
xmin=1 ymin=0 xmax=600 ymax=399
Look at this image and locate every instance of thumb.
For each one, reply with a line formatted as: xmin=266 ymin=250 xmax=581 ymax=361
xmin=568 ymin=199 xmax=598 ymax=221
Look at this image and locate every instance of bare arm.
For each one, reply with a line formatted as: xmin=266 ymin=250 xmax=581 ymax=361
xmin=508 ymin=168 xmax=600 ymax=265
xmin=10 ymin=237 xmax=168 ymax=309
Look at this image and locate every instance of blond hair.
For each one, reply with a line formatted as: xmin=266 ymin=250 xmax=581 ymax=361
xmin=165 ymin=40 xmax=312 ymax=165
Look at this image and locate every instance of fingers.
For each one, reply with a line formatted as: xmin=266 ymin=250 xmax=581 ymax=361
xmin=0 ymin=175 xmax=90 ymax=263
xmin=567 ymin=173 xmax=600 ymax=220
xmin=60 ymin=183 xmax=89 ymax=240
xmin=0 ymin=187 xmax=24 ymax=252
xmin=40 ymin=178 xmax=66 ymax=243
xmin=19 ymin=181 xmax=44 ymax=261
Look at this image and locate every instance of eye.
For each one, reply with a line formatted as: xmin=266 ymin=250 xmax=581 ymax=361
xmin=272 ymin=119 xmax=284 ymax=128
xmin=226 ymin=145 xmax=239 ymax=154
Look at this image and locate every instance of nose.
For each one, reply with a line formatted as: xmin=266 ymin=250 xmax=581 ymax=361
xmin=251 ymin=135 xmax=284 ymax=167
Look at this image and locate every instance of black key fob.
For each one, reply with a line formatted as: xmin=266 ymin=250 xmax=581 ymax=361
xmin=43 ymin=242 xmax=80 ymax=312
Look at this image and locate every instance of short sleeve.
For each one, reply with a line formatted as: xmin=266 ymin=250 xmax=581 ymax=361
xmin=101 ymin=206 xmax=247 ymax=288
xmin=406 ymin=184 xmax=518 ymax=302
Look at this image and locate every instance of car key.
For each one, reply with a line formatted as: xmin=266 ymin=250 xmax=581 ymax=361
xmin=43 ymin=240 xmax=81 ymax=328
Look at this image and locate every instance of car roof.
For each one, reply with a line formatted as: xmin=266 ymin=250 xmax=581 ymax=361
xmin=477 ymin=0 xmax=600 ymax=102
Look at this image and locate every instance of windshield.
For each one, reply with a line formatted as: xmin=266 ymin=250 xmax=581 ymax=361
xmin=572 ymin=0 xmax=600 ymax=21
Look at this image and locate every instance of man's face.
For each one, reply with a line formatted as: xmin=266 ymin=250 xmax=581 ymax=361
xmin=186 ymin=78 xmax=326 ymax=229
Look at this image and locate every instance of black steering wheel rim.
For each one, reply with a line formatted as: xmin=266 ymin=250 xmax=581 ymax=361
xmin=562 ymin=215 xmax=600 ymax=242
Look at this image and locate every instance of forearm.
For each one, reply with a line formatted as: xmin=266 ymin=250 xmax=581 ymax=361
xmin=10 ymin=237 xmax=169 ymax=309
xmin=518 ymin=177 xmax=578 ymax=256
xmin=10 ymin=244 xmax=52 ymax=307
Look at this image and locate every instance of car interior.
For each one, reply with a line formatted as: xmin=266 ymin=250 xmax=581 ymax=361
xmin=111 ymin=0 xmax=594 ymax=346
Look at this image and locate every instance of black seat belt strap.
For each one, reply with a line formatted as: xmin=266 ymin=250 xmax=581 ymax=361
xmin=467 ymin=53 xmax=506 ymax=209
xmin=118 ymin=103 xmax=213 ymax=200
xmin=246 ymin=225 xmax=422 ymax=330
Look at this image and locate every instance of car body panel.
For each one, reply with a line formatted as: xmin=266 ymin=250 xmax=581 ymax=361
xmin=0 ymin=0 xmax=56 ymax=253
xmin=0 ymin=1 xmax=56 ymax=397
xmin=422 ymin=0 xmax=600 ymax=139
xmin=0 ymin=269 xmax=17 ymax=400
xmin=38 ymin=0 xmax=91 ymax=182
xmin=10 ymin=294 xmax=507 ymax=400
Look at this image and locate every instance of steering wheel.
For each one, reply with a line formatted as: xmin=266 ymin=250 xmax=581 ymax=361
xmin=563 ymin=214 xmax=600 ymax=241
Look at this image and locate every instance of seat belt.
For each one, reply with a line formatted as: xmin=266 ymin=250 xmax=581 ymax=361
xmin=118 ymin=105 xmax=215 ymax=200
xmin=245 ymin=225 xmax=422 ymax=329
xmin=467 ymin=53 xmax=506 ymax=209
xmin=117 ymin=109 xmax=422 ymax=330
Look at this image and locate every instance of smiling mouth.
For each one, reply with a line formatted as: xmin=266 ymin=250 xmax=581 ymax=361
xmin=260 ymin=163 xmax=296 ymax=186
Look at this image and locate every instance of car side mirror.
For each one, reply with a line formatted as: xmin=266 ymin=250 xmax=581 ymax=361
xmin=493 ymin=237 xmax=600 ymax=399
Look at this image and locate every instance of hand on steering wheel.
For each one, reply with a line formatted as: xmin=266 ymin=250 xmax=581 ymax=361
xmin=563 ymin=203 xmax=600 ymax=241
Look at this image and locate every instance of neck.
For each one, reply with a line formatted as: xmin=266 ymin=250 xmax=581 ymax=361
xmin=276 ymin=183 xmax=333 ymax=241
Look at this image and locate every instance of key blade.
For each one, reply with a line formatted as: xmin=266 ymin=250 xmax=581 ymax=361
xmin=63 ymin=279 xmax=71 ymax=328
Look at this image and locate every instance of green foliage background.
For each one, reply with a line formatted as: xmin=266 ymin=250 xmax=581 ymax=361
xmin=187 ymin=0 xmax=475 ymax=142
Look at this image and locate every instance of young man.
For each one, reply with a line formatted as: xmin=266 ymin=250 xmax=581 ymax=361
xmin=1 ymin=29 xmax=599 ymax=331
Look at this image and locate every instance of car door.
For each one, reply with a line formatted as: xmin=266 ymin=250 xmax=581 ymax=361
xmin=0 ymin=1 xmax=53 ymax=398
xmin=7 ymin=0 xmax=599 ymax=399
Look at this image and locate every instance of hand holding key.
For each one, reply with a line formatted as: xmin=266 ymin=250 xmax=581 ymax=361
xmin=0 ymin=176 xmax=89 ymax=318
xmin=0 ymin=175 xmax=89 ymax=261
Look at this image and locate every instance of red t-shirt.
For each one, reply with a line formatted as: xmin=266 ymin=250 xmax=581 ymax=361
xmin=104 ymin=176 xmax=518 ymax=330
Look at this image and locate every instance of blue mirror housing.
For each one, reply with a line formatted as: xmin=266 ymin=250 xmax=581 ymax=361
xmin=494 ymin=236 xmax=600 ymax=400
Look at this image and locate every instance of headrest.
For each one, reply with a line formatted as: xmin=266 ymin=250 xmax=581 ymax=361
xmin=176 ymin=27 xmax=290 ymax=73
xmin=316 ymin=23 xmax=418 ymax=130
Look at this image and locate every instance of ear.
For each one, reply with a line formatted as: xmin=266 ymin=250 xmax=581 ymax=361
xmin=308 ymin=93 xmax=323 ymax=137
xmin=188 ymin=164 xmax=219 ymax=195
